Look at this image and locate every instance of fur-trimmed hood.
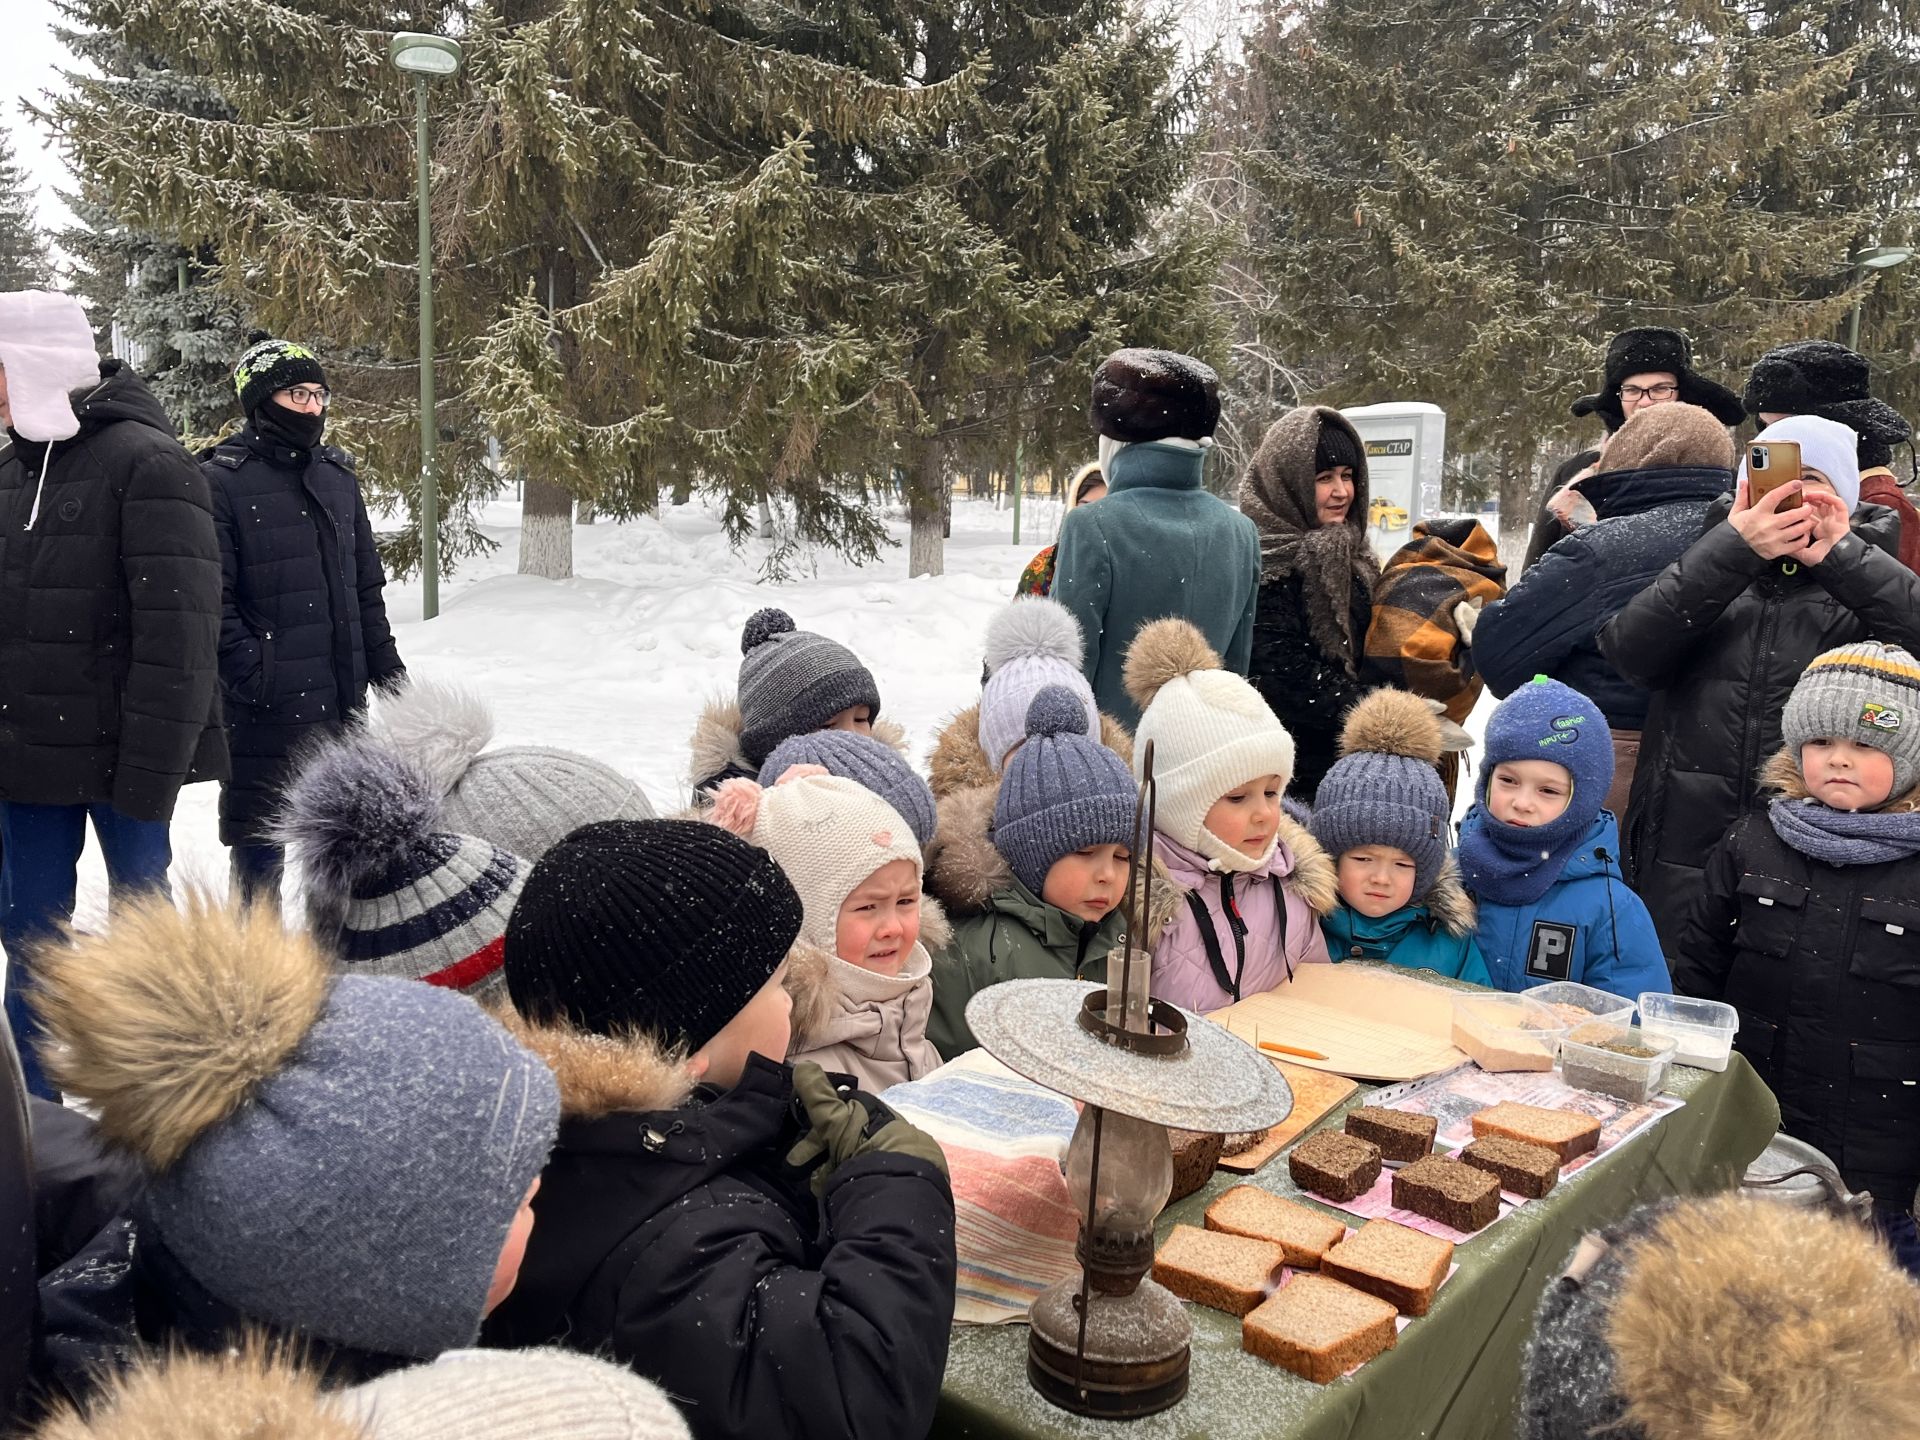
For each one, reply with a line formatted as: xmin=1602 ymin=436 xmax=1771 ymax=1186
xmin=497 ymin=1010 xmax=699 ymax=1120
xmin=1607 ymin=1194 xmax=1920 ymax=1439
xmin=927 ymin=701 xmax=1134 ymax=800
xmin=1420 ymin=859 xmax=1478 ymax=937
xmin=1760 ymin=744 xmax=1920 ymax=813
xmin=924 ymin=784 xmax=1007 ymax=915
xmin=29 ymin=1340 xmax=363 ymax=1440
xmin=688 ymin=694 xmax=910 ymax=796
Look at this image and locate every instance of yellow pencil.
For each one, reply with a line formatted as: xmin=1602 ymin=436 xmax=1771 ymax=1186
xmin=1259 ymin=1040 xmax=1329 ymax=1062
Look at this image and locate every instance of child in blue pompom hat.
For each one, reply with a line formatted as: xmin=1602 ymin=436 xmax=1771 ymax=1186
xmin=1458 ymin=676 xmax=1671 ymax=997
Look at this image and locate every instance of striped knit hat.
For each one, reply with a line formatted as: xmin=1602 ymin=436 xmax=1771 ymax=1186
xmin=1783 ymin=642 xmax=1920 ymax=797
xmin=277 ymin=738 xmax=528 ymax=996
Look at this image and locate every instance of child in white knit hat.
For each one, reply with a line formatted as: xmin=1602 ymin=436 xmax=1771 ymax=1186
xmin=1123 ymin=620 xmax=1336 ymax=1013
xmin=710 ymin=767 xmax=945 ymax=1089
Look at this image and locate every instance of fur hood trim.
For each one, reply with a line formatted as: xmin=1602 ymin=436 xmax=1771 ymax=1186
xmin=689 ymin=694 xmax=909 ymax=790
xmin=1761 ymin=745 xmax=1920 ymax=813
xmin=1609 ymin=1193 xmax=1920 ymax=1439
xmin=30 ymin=1338 xmax=361 ymax=1440
xmin=924 ymin=784 xmax=1008 ymax=914
xmin=1141 ymin=814 xmax=1338 ymax=943
xmin=929 ymin=704 xmax=1136 ymax=802
xmin=496 ymin=1010 xmax=697 ymax=1119
xmin=783 ymin=899 xmax=951 ymax=1044
xmin=1422 ymin=858 xmax=1477 ymax=938
xmin=35 ymin=892 xmax=332 ymax=1172
xmin=1339 ymin=687 xmax=1444 ymax=767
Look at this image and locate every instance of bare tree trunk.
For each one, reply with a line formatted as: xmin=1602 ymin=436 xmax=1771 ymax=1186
xmin=671 ymin=476 xmax=692 ymax=507
xmin=758 ymin=496 xmax=775 ymax=539
xmin=576 ymin=499 xmax=597 ymax=524
xmin=909 ymin=436 xmax=946 ymax=577
xmin=1495 ymin=444 xmax=1538 ymax=576
xmin=519 ymin=475 xmax=575 ymax=579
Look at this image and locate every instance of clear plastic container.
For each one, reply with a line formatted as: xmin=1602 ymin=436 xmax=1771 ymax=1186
xmin=1557 ymin=1022 xmax=1678 ymax=1103
xmin=1451 ymin=992 xmax=1567 ymax=1072
xmin=1524 ymin=980 xmax=1635 ymax=1031
xmin=1638 ymin=992 xmax=1739 ymax=1072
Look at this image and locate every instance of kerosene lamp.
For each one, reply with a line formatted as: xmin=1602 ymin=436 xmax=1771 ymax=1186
xmin=965 ymin=743 xmax=1293 ymax=1417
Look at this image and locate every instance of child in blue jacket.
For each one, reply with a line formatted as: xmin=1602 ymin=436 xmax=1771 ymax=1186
xmin=1458 ymin=676 xmax=1670 ymax=998
xmin=1312 ymin=688 xmax=1492 ymax=985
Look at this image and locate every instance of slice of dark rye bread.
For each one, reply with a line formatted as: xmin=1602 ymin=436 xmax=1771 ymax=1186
xmin=1152 ymin=1224 xmax=1285 ymax=1316
xmin=1205 ymin=1185 xmax=1350 ymax=1269
xmin=1242 ymin=1274 xmax=1399 ymax=1383
xmin=1288 ymin=1130 xmax=1383 ymax=1203
xmin=1343 ymin=1106 xmax=1437 ymax=1162
xmin=1390 ymin=1154 xmax=1500 ymax=1233
xmin=1469 ymin=1102 xmax=1602 ymax=1164
xmin=1320 ymin=1219 xmax=1454 ymax=1317
xmin=1459 ymin=1135 xmax=1561 ymax=1199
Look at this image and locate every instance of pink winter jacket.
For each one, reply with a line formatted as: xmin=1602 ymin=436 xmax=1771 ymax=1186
xmin=1147 ymin=818 xmax=1337 ymax=1015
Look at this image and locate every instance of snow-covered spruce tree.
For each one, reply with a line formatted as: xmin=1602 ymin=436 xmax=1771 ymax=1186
xmin=0 ymin=125 xmax=55 ymax=292
xmin=1235 ymin=0 xmax=1920 ymax=560
xmin=47 ymin=16 xmax=246 ymax=438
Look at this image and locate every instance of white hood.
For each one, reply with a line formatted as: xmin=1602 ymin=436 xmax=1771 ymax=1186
xmin=0 ymin=290 xmax=101 ymax=443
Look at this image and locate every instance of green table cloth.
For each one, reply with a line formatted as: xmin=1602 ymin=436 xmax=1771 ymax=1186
xmin=934 ymin=1056 xmax=1779 ymax=1440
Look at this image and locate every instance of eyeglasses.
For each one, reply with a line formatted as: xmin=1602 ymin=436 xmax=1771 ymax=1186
xmin=1620 ymin=382 xmax=1679 ymax=403
xmin=280 ymin=385 xmax=331 ymax=406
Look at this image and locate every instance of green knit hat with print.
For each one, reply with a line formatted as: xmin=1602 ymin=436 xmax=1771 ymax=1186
xmin=234 ymin=336 xmax=327 ymax=419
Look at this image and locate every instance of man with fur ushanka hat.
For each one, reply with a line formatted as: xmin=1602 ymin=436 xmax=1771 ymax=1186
xmin=1746 ymin=338 xmax=1920 ymax=573
xmin=1523 ymin=325 xmax=1745 ymax=573
xmin=32 ymin=893 xmax=559 ymax=1397
xmin=1053 ymin=348 xmax=1261 ymax=729
xmin=487 ymin=819 xmax=957 ymax=1440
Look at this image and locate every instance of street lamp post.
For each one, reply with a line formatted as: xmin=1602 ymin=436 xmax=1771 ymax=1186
xmin=1850 ymin=244 xmax=1913 ymax=354
xmin=390 ymin=32 xmax=463 ymax=621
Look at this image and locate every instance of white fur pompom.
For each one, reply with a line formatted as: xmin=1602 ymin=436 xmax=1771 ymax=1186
xmin=984 ymin=597 xmax=1085 ymax=675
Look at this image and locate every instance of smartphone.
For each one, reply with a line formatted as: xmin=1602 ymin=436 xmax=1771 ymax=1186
xmin=1748 ymin=441 xmax=1805 ymax=509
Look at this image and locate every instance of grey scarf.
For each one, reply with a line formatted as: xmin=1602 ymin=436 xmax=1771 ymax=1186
xmin=1767 ymin=797 xmax=1920 ymax=866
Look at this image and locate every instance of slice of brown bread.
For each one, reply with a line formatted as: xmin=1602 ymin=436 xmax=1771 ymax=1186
xmin=1205 ymin=1185 xmax=1349 ymax=1269
xmin=1470 ymin=1102 xmax=1601 ymax=1163
xmin=1152 ymin=1224 xmax=1285 ymax=1317
xmin=1460 ymin=1135 xmax=1560 ymax=1199
xmin=1343 ymin=1106 xmax=1437 ymax=1162
xmin=1288 ymin=1130 xmax=1383 ymax=1203
xmin=1242 ymin=1274 xmax=1398 ymax=1382
xmin=1391 ymin=1154 xmax=1500 ymax=1232
xmin=1320 ymin=1218 xmax=1454 ymax=1317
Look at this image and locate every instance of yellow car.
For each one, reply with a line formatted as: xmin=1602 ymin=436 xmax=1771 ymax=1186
xmin=1369 ymin=498 xmax=1409 ymax=531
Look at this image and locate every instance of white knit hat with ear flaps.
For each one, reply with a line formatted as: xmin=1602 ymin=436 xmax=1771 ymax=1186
xmin=1123 ymin=619 xmax=1295 ymax=871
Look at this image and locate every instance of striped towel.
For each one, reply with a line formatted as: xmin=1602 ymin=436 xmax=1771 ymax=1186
xmin=883 ymin=1050 xmax=1083 ymax=1324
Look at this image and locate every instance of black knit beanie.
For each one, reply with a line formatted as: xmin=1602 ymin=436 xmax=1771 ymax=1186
xmin=1314 ymin=422 xmax=1362 ymax=475
xmin=233 ymin=334 xmax=328 ymax=420
xmin=503 ymin=819 xmax=802 ymax=1050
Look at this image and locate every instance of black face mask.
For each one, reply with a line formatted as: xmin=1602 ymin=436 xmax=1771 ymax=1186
xmin=257 ymin=400 xmax=326 ymax=451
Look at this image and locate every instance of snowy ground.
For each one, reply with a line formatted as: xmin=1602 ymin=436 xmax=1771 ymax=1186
xmin=66 ymin=494 xmax=1500 ymax=925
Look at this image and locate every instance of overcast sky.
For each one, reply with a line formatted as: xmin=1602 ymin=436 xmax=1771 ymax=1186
xmin=4 ymin=0 xmax=79 ymax=248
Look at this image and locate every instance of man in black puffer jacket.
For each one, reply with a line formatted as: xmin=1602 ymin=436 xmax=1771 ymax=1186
xmin=0 ymin=290 xmax=225 ymax=1101
xmin=207 ymin=338 xmax=404 ymax=901
xmin=1473 ymin=402 xmax=1735 ymax=830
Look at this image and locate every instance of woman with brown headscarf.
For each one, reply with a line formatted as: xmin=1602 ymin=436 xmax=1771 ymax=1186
xmin=1240 ymin=406 xmax=1383 ymax=798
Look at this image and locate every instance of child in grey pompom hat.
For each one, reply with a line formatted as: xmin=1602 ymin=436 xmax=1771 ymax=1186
xmin=32 ymin=894 xmax=558 ymax=1369
xmin=734 ymin=608 xmax=881 ymax=767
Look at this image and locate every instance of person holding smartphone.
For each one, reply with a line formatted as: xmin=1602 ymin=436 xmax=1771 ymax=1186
xmin=1599 ymin=414 xmax=1920 ymax=954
